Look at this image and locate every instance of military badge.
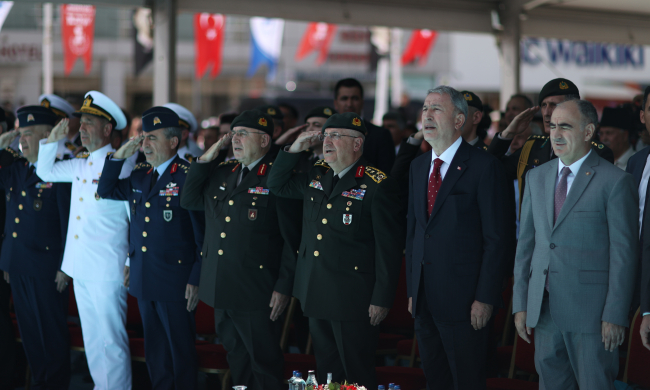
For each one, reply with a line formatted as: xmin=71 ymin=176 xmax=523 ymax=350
xmin=248 ymin=209 xmax=258 ymax=221
xmin=343 ymin=214 xmax=352 ymax=225
xmin=259 ymin=118 xmax=268 ymax=127
xmin=360 ymin=184 xmax=367 ymax=189
xmin=27 ymin=114 xmax=35 ymax=122
xmin=166 ymin=182 xmax=177 ymax=188
xmin=464 ymin=93 xmax=472 ymax=101
xmin=153 ymin=117 xmax=161 ymax=125
xmin=324 ymin=108 xmax=332 ymax=115
xmin=267 ymin=108 xmax=276 ymax=115
xmin=248 ymin=187 xmax=270 ymax=195
xmin=342 ymin=189 xmax=366 ymax=201
xmin=352 ymin=118 xmax=361 ymax=126
xmin=309 ymin=180 xmax=323 ymax=191
xmin=162 ymin=210 xmax=172 ymax=222
xmin=33 ymin=199 xmax=42 ymax=211
xmin=160 ymin=186 xmax=179 ymax=196
xmin=355 ymin=166 xmax=365 ymax=177
xmin=35 ymin=182 xmax=53 ymax=189
xmin=92 ymin=179 xmax=99 ymax=185
xmin=170 ymin=163 xmax=178 ymax=174
xmin=559 ymin=81 xmax=569 ymax=90
xmin=257 ymin=163 xmax=267 ymax=176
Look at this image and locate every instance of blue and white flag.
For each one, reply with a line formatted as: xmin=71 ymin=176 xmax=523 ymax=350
xmin=0 ymin=2 xmax=13 ymax=32
xmin=247 ymin=17 xmax=284 ymax=80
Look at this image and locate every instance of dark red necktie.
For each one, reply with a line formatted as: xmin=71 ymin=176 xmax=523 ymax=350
xmin=427 ymin=158 xmax=443 ymax=218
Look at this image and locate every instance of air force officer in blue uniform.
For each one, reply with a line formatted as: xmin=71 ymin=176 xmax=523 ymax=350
xmin=0 ymin=106 xmax=72 ymax=389
xmin=98 ymin=106 xmax=204 ymax=390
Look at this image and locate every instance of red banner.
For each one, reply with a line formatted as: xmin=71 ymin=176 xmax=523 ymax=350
xmin=61 ymin=4 xmax=95 ymax=76
xmin=295 ymin=22 xmax=337 ymax=65
xmin=401 ymin=29 xmax=437 ymax=66
xmin=194 ymin=13 xmax=226 ymax=79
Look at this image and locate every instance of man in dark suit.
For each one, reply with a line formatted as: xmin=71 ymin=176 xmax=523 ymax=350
xmin=268 ymin=112 xmax=404 ymax=389
xmin=333 ymin=78 xmax=395 ymax=172
xmin=406 ymin=86 xmax=516 ymax=390
xmin=98 ymin=106 xmax=204 ymax=389
xmin=0 ymin=106 xmax=72 ymax=389
xmin=181 ymin=110 xmax=295 ymax=390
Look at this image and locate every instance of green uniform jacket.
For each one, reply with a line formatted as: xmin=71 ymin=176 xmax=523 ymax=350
xmin=267 ymin=150 xmax=405 ymax=322
xmin=180 ymin=154 xmax=296 ymax=310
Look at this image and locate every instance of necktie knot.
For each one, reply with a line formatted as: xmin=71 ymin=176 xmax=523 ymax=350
xmin=560 ymin=166 xmax=571 ymax=178
xmin=433 ymin=158 xmax=443 ymax=171
xmin=241 ymin=167 xmax=250 ymax=178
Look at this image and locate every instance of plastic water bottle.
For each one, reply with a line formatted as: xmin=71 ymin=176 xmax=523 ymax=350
xmin=305 ymin=370 xmax=318 ymax=387
xmin=289 ymin=371 xmax=299 ymax=390
xmin=394 ymin=386 xmax=401 ymax=390
xmin=378 ymin=386 xmax=386 ymax=390
xmin=327 ymin=373 xmax=332 ymax=385
xmin=388 ymin=384 xmax=395 ymax=390
xmin=294 ymin=372 xmax=306 ymax=390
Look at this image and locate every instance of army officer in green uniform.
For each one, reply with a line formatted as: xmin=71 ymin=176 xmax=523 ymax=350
xmin=181 ymin=110 xmax=295 ymax=390
xmin=487 ymin=78 xmax=613 ymax=209
xmin=267 ymin=112 xmax=405 ymax=389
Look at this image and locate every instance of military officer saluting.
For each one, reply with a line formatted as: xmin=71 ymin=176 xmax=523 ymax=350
xmin=98 ymin=106 xmax=204 ymax=390
xmin=37 ymin=91 xmax=134 ymax=390
xmin=487 ymin=78 xmax=613 ymax=208
xmin=40 ymin=93 xmax=82 ymax=160
xmin=0 ymin=106 xmax=72 ymax=389
xmin=267 ymin=112 xmax=405 ymax=389
xmin=181 ymin=110 xmax=295 ymax=390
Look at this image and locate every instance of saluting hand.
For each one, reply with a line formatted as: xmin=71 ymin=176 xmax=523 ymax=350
xmin=198 ymin=133 xmax=232 ymax=163
xmin=369 ymin=305 xmax=390 ymax=326
xmin=602 ymin=321 xmax=625 ymax=352
xmin=500 ymin=106 xmax=540 ymax=140
xmin=186 ymin=284 xmax=199 ymax=311
xmin=0 ymin=129 xmax=18 ymax=149
xmin=275 ymin=124 xmax=308 ymax=145
xmin=269 ymin=291 xmax=290 ymax=321
xmin=514 ymin=311 xmax=532 ymax=343
xmin=288 ymin=130 xmax=321 ymax=154
xmin=54 ymin=271 xmax=70 ymax=293
xmin=471 ymin=300 xmax=493 ymax=330
xmin=47 ymin=118 xmax=69 ymax=144
xmin=114 ymin=135 xmax=144 ymax=159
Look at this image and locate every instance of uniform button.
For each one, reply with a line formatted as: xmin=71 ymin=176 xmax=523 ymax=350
xmin=178 ymin=260 xmax=182 ymax=264
xmin=543 ymin=269 xmax=548 ymax=275
xmin=214 ymin=196 xmax=217 ymax=199
xmin=322 ymin=218 xmax=327 ymax=224
xmin=346 ymin=207 xmax=350 ymax=211
xmin=314 ymin=251 xmax=319 ymax=257
xmin=89 ymin=162 xmax=93 ymax=166
xmin=327 ymin=203 xmax=332 ymax=209
xmin=76 ymin=216 xmax=80 ymax=220
xmin=550 ymin=243 xmax=556 ymax=249
xmin=218 ymin=249 xmax=224 ymax=255
xmin=74 ymin=235 xmax=78 ymax=239
xmin=133 ymin=199 xmax=136 ymax=204
xmin=145 ymin=202 xmax=150 ymax=208
xmin=166 ymin=203 xmax=169 ymax=207
xmin=18 ymin=204 xmax=22 ymax=210
xmin=21 ymin=191 xmax=25 ymax=196
xmin=354 ymin=266 xmax=359 ymax=271
xmin=317 ymin=234 xmax=322 ymax=240
xmin=145 ymin=217 xmax=150 ymax=222
xmin=259 ymin=265 xmax=264 ymax=269
xmin=229 ymin=200 xmax=234 ymax=206
xmin=79 ymin=197 xmax=83 ymax=202
xmin=252 ymin=202 xmax=256 ymax=206
xmin=225 ymin=216 xmax=231 ymax=222
xmin=12 ymin=232 xmax=16 ymax=238
xmin=221 ymin=232 xmax=226 ymax=238
xmin=45 ymin=246 xmax=49 ymax=250
xmin=311 ymin=197 xmax=314 ymax=201
xmin=142 ymin=231 xmax=147 ymax=237
xmin=142 ymin=246 xmax=147 ymax=252
xmin=166 ymin=197 xmax=171 ymax=202
xmin=83 ymin=179 xmax=87 ymax=183
xmin=14 ymin=218 xmax=19 ymax=223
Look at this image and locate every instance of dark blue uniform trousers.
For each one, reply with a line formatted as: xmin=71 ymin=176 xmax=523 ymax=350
xmin=138 ymin=298 xmax=198 ymax=390
xmin=11 ymin=274 xmax=70 ymax=390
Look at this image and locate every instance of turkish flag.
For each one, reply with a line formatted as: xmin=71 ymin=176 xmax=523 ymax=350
xmin=61 ymin=4 xmax=96 ymax=76
xmin=194 ymin=13 xmax=226 ymax=79
xmin=401 ymin=29 xmax=437 ymax=66
xmin=295 ymin=22 xmax=337 ymax=65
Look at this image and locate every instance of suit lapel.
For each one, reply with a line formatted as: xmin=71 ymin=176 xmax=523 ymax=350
xmin=414 ymin=151 xmax=431 ymax=230
xmin=544 ymin=160 xmax=558 ymax=230
xmin=330 ymin=161 xmax=363 ymax=200
xmin=232 ymin=156 xmax=271 ymax=197
xmin=553 ymin=151 xmax=598 ymax=230
xmin=633 ymin=147 xmax=650 ymax=186
xmin=428 ymin=142 xmax=469 ymax=223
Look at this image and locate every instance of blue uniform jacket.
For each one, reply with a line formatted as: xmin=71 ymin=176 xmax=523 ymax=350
xmin=0 ymin=148 xmax=71 ymax=279
xmin=97 ymin=154 xmax=204 ymax=302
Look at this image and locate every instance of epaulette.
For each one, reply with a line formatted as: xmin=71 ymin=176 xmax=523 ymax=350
xmin=482 ymin=145 xmax=488 ymax=151
xmin=5 ymin=147 xmax=21 ymax=159
xmin=527 ymin=134 xmax=549 ymax=141
xmin=134 ymin=162 xmax=152 ymax=171
xmin=218 ymin=159 xmax=239 ymax=167
xmin=365 ymin=166 xmax=388 ymax=184
xmin=177 ymin=163 xmax=190 ymax=173
xmin=76 ymin=151 xmax=90 ymax=159
xmin=184 ymin=153 xmax=194 ymax=163
xmin=314 ymin=159 xmax=330 ymax=168
xmin=591 ymin=141 xmax=605 ymax=150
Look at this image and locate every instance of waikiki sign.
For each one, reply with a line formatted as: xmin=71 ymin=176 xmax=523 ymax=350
xmin=521 ymin=38 xmax=644 ymax=68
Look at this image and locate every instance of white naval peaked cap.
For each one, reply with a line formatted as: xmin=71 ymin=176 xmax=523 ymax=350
xmin=163 ymin=103 xmax=198 ymax=132
xmin=39 ymin=94 xmax=76 ymax=118
xmin=74 ymin=90 xmax=127 ymax=130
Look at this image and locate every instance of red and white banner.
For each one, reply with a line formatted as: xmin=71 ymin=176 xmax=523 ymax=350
xmin=401 ymin=29 xmax=437 ymax=66
xmin=194 ymin=13 xmax=226 ymax=79
xmin=295 ymin=22 xmax=337 ymax=65
xmin=61 ymin=4 xmax=95 ymax=76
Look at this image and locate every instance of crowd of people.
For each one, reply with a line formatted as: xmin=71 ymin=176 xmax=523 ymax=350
xmin=0 ymin=75 xmax=649 ymax=390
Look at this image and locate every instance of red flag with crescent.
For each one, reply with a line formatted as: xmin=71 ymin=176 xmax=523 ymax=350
xmin=295 ymin=22 xmax=337 ymax=66
xmin=61 ymin=4 xmax=96 ymax=76
xmin=194 ymin=13 xmax=226 ymax=79
xmin=401 ymin=29 xmax=438 ymax=66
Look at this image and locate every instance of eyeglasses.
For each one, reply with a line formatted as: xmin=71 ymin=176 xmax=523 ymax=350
xmin=229 ymin=130 xmax=267 ymax=138
xmin=319 ymin=132 xmax=359 ymax=141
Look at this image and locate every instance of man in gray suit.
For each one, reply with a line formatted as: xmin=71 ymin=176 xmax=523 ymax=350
xmin=513 ymin=99 xmax=638 ymax=389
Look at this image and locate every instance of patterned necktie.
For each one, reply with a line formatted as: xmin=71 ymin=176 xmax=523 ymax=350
xmin=427 ymin=158 xmax=444 ymax=218
xmin=554 ymin=167 xmax=571 ymax=224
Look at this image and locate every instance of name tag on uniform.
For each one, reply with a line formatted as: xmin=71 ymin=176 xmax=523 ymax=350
xmin=35 ymin=182 xmax=53 ymax=189
xmin=247 ymin=187 xmax=269 ymax=195
xmin=309 ymin=180 xmax=323 ymax=191
xmin=342 ymin=189 xmax=366 ymax=201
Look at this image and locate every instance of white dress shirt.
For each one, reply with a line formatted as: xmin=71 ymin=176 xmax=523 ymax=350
xmin=429 ymin=136 xmax=462 ymax=180
xmin=36 ymin=140 xmax=135 ymax=282
xmin=556 ymin=150 xmax=592 ymax=194
xmin=614 ymin=146 xmax=636 ymax=171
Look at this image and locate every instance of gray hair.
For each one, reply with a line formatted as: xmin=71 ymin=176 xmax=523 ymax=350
xmin=162 ymin=127 xmax=183 ymax=149
xmin=427 ymin=86 xmax=468 ymax=123
xmin=558 ymin=99 xmax=598 ymax=130
xmin=563 ymin=94 xmax=580 ymax=102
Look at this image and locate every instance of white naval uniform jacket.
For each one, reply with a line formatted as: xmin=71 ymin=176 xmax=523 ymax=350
xmin=37 ymin=140 xmax=135 ymax=281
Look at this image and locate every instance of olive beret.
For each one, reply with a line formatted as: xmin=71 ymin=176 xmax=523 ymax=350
xmin=231 ymin=110 xmax=274 ymax=136
xmin=305 ymin=106 xmax=336 ymax=121
xmin=538 ymin=78 xmax=579 ymax=105
xmin=322 ymin=112 xmax=367 ymax=135
xmin=460 ymin=91 xmax=483 ymax=111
